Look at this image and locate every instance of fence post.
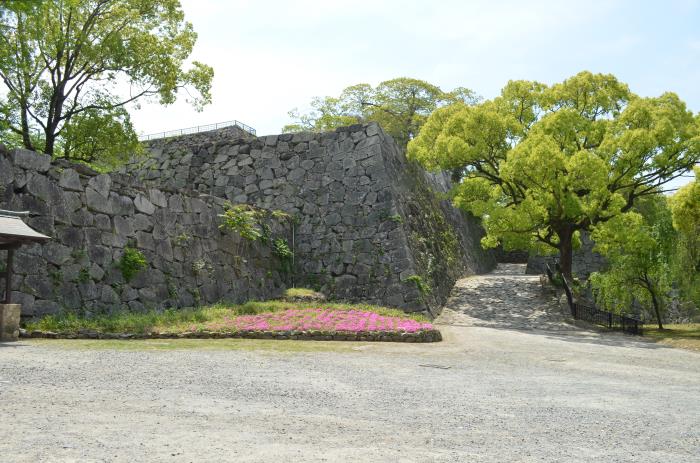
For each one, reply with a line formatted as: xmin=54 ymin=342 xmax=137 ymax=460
xmin=608 ymin=312 xmax=612 ymax=329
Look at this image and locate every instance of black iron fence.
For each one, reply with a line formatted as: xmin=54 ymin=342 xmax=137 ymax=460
xmin=546 ymin=264 xmax=644 ymax=335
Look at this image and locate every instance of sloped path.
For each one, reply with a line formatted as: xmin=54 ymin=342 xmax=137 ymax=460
xmin=436 ymin=263 xmax=579 ymax=331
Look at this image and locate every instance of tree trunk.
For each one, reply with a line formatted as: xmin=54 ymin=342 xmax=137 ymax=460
xmin=649 ymin=287 xmax=663 ymax=330
xmin=557 ymin=227 xmax=574 ymax=280
xmin=44 ymin=128 xmax=55 ymax=156
xmin=19 ymin=105 xmax=34 ymax=151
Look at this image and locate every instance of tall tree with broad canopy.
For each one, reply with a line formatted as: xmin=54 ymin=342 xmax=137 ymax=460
xmin=408 ymin=71 xmax=700 ymax=279
xmin=0 ymin=0 xmax=213 ymax=167
xmin=283 ymin=77 xmax=478 ymax=148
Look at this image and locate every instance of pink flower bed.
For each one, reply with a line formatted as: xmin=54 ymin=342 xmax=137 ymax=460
xmin=190 ymin=308 xmax=433 ymax=333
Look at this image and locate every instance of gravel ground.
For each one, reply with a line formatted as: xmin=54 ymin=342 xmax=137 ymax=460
xmin=1 ymin=266 xmax=699 ymax=462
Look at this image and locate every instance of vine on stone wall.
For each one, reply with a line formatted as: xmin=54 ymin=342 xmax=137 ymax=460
xmin=219 ymin=202 xmax=294 ymax=275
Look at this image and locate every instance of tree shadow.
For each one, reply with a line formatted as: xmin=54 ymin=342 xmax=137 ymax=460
xmin=446 ymin=272 xmax=576 ymax=332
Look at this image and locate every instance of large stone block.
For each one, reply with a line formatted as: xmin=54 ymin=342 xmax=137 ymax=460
xmin=134 ymin=194 xmax=156 ymax=215
xmin=0 ymin=304 xmax=21 ymax=341
xmin=12 ymin=149 xmax=51 ymax=172
xmin=59 ymin=169 xmax=83 ymax=191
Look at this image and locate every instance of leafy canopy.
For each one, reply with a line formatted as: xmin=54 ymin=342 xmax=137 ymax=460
xmin=283 ymin=77 xmax=478 ymax=148
xmin=408 ymin=71 xmax=700 ymax=277
xmin=0 ymin=0 xmax=213 ymax=168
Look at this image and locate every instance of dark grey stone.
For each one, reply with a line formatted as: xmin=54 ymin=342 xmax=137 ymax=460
xmin=59 ymin=169 xmax=83 ymax=191
xmin=12 ymin=149 xmax=51 ymax=172
xmin=87 ymin=174 xmax=111 ymax=198
xmin=86 ymin=187 xmax=113 ymax=214
xmin=134 ymin=194 xmax=156 ymax=215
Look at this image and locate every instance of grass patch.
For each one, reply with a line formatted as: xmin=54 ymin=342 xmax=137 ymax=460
xmin=24 ymin=300 xmax=429 ymax=335
xmin=643 ymin=324 xmax=700 ymax=352
xmin=25 ymin=338 xmax=371 ymax=353
xmin=283 ymin=287 xmax=324 ymax=300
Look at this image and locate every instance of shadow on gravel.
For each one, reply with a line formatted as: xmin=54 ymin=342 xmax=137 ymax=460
xmin=540 ymin=331 xmax=672 ymax=350
xmin=0 ymin=341 xmax=29 ymax=348
xmin=446 ymin=274 xmax=574 ymax=332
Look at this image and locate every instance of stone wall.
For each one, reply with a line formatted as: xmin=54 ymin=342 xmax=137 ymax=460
xmin=125 ymin=123 xmax=495 ymax=314
xmin=0 ymin=147 xmax=288 ymax=317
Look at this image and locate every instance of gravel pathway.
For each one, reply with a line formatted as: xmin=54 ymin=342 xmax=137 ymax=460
xmin=1 ymin=265 xmax=699 ymax=462
xmin=436 ymin=263 xmax=577 ymax=331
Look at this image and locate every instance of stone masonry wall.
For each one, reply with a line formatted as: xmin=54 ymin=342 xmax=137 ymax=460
xmin=0 ymin=147 xmax=287 ymax=318
xmin=125 ymin=123 xmax=495 ymax=314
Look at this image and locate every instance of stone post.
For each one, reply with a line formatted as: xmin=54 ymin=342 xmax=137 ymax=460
xmin=0 ymin=304 xmax=21 ymax=341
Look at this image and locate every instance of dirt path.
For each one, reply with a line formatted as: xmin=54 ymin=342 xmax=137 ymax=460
xmin=436 ymin=263 xmax=578 ymax=331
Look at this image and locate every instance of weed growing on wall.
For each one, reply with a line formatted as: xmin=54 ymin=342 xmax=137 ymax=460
xmin=118 ymin=247 xmax=148 ymax=282
xmin=406 ymin=275 xmax=432 ymax=297
xmin=219 ymin=202 xmax=294 ymax=276
xmin=273 ymin=238 xmax=294 ymax=273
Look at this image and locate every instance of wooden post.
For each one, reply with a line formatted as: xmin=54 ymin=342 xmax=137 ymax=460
xmin=4 ymin=248 xmax=13 ymax=304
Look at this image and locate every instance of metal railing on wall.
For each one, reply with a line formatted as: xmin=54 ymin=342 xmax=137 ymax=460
xmin=545 ymin=263 xmax=644 ymax=335
xmin=138 ymin=120 xmax=256 ymax=141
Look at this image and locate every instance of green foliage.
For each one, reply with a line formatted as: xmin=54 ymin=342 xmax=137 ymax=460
xmin=272 ymin=238 xmax=294 ymax=273
xmin=49 ymin=269 xmax=62 ymax=287
xmin=669 ymin=167 xmax=700 ymax=307
xmin=118 ymin=247 xmax=147 ymax=282
xmin=0 ymin=0 xmax=213 ymax=162
xmin=590 ymin=209 xmax=673 ymax=328
xmin=219 ymin=203 xmax=264 ymax=241
xmin=173 ymin=233 xmax=192 ymax=246
xmin=191 ymin=259 xmax=210 ymax=276
xmin=283 ymin=77 xmax=479 ymax=148
xmin=76 ymin=267 xmax=91 ymax=283
xmin=591 ymin=189 xmax=700 ymax=327
xmin=406 ymin=275 xmax=432 ymax=296
xmin=60 ymin=106 xmax=143 ymax=170
xmin=219 ymin=203 xmax=294 ymax=275
xmin=409 ymin=71 xmax=700 ymax=277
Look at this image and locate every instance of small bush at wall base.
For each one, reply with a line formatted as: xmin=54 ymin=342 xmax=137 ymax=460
xmin=118 ymin=247 xmax=148 ymax=282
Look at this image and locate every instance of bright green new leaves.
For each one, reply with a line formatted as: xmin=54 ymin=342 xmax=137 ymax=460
xmin=590 ymin=197 xmax=677 ymax=328
xmin=0 ymin=0 xmax=213 ymax=163
xmin=408 ymin=71 xmax=700 ymax=277
xmin=669 ymin=168 xmax=700 ymax=308
xmin=61 ymin=105 xmax=142 ymax=169
xmin=283 ymin=77 xmax=478 ymax=148
xmin=669 ymin=167 xmax=700 ymax=245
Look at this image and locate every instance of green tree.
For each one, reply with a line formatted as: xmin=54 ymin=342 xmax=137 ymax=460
xmin=283 ymin=77 xmax=478 ymax=148
xmin=408 ymin=71 xmax=700 ymax=279
xmin=0 ymin=0 xmax=213 ymax=164
xmin=669 ymin=167 xmax=700 ymax=307
xmin=589 ymin=197 xmax=675 ymax=329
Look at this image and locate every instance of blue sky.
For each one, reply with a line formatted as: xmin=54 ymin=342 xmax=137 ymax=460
xmin=131 ymin=0 xmax=700 ymax=186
